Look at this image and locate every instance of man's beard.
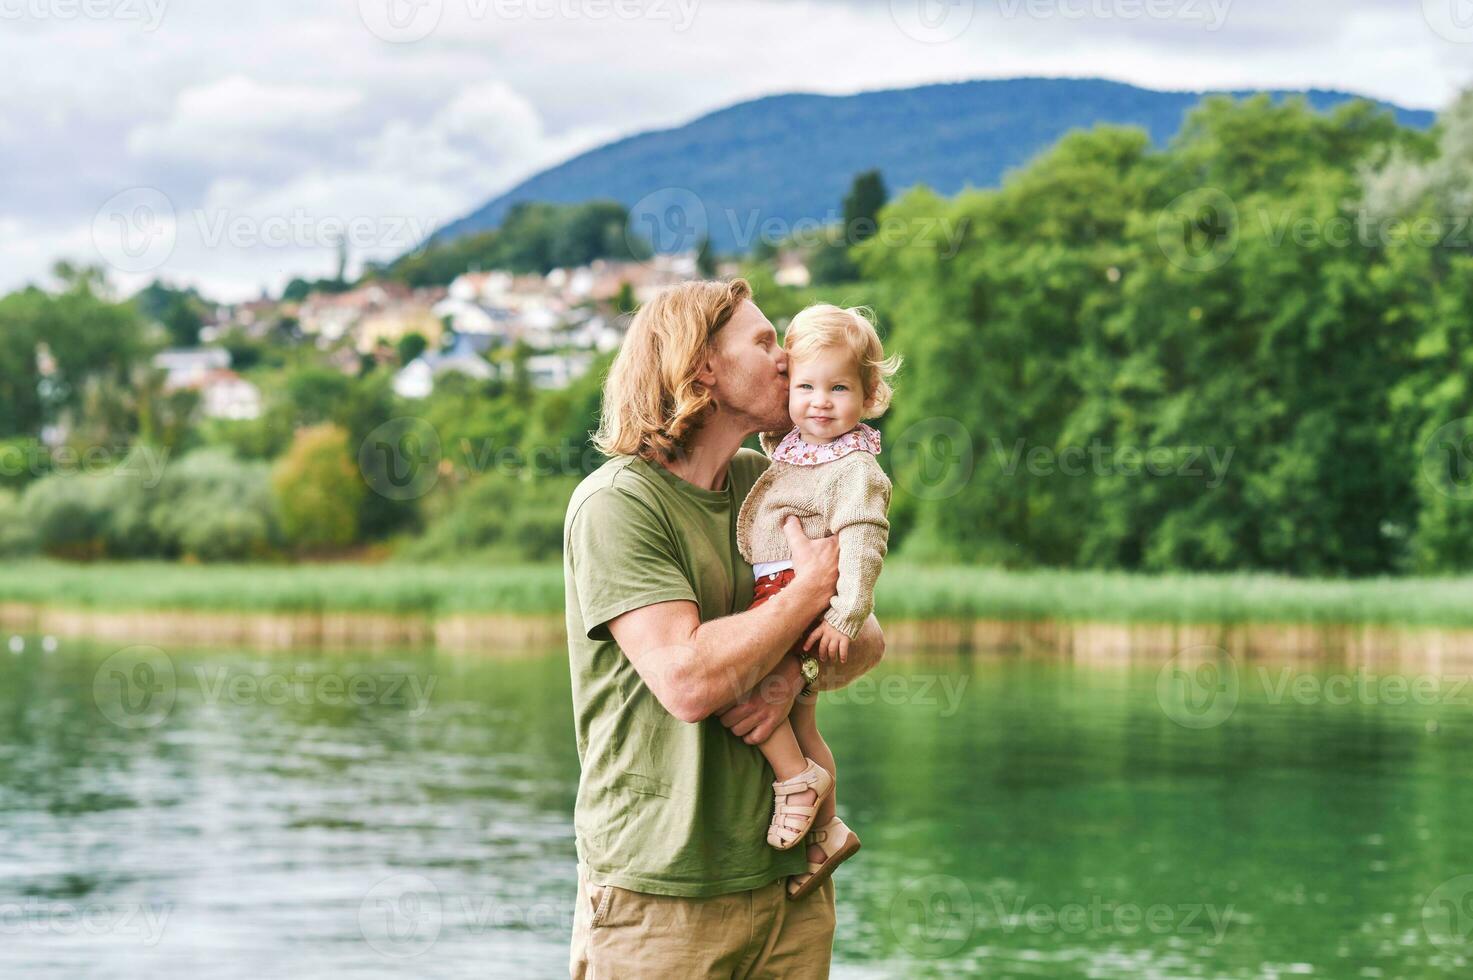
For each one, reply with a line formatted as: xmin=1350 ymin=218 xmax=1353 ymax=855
xmin=715 ymin=364 xmax=790 ymax=433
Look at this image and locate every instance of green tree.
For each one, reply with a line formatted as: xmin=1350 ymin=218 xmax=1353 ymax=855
xmin=133 ymin=280 xmax=208 ymax=347
xmin=861 ymin=94 xmax=1436 ymax=574
xmin=271 ymin=424 xmax=364 ymax=550
xmin=0 ymin=277 xmax=149 ymax=437
xmin=842 ymin=169 xmax=888 ymax=245
xmin=397 ymin=331 xmax=429 ymax=364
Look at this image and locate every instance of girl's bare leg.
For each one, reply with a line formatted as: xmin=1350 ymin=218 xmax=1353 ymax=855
xmin=790 ymin=697 xmax=837 ymax=832
xmin=758 ymin=718 xmax=820 ymax=846
xmin=757 ymin=718 xmax=808 ymax=782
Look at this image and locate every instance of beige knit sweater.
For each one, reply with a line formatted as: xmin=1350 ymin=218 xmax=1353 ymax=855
xmin=736 ymin=430 xmax=892 ymax=638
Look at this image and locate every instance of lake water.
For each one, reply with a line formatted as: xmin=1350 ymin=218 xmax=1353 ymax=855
xmin=2 ymin=637 xmax=1472 ymax=978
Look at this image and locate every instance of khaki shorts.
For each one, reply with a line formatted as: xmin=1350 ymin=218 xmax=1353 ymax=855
xmin=569 ymin=865 xmax=836 ymax=979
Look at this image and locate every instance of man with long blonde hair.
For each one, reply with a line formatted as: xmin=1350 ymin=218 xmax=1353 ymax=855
xmin=564 ymin=278 xmax=886 ymax=977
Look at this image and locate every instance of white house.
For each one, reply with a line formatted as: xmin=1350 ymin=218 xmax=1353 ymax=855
xmin=774 ymin=253 xmax=812 ymax=288
xmin=154 ymin=347 xmax=231 ymax=390
xmin=525 ymin=351 xmax=595 ymax=390
xmin=195 ymin=370 xmax=263 ymax=420
xmin=393 ymin=336 xmax=497 ymax=399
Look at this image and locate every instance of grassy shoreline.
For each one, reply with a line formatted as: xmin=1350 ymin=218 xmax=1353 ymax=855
xmin=2 ymin=558 xmax=1472 ymax=628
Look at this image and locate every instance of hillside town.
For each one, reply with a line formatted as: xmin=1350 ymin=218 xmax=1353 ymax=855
xmin=160 ymin=251 xmax=712 ymax=419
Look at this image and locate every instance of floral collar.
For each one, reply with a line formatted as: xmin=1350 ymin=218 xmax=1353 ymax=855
xmin=770 ymin=423 xmax=882 ymax=466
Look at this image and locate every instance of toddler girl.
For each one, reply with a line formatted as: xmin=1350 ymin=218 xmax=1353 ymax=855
xmin=735 ymin=303 xmax=900 ymax=900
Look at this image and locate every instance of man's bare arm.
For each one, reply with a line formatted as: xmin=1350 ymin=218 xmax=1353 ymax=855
xmin=718 ymin=612 xmax=886 ymax=744
xmin=607 ymin=518 xmax=839 ymax=723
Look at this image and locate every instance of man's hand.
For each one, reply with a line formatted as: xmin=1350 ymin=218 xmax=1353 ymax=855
xmin=784 ymin=516 xmax=839 ymax=615
xmin=717 ymin=654 xmax=803 ymax=745
xmin=804 ymin=620 xmax=850 ymax=663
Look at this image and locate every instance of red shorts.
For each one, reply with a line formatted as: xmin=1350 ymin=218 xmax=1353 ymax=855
xmin=750 ymin=568 xmax=825 ymax=653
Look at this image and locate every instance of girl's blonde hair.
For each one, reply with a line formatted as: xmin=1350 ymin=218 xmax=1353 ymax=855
xmin=785 ymin=304 xmax=902 ymax=419
xmin=593 ymin=278 xmax=752 ymax=461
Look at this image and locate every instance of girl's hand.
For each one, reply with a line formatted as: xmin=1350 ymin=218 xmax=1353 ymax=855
xmin=806 ymin=621 xmax=850 ymax=663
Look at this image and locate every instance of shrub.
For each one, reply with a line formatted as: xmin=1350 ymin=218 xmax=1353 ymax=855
xmin=272 ymin=424 xmax=364 ymax=550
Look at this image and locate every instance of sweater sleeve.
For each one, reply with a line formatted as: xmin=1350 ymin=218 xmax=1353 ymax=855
xmin=823 ymin=457 xmax=892 ymax=638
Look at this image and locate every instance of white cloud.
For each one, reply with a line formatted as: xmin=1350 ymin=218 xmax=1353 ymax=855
xmin=127 ymin=75 xmax=366 ymax=164
xmin=112 ymin=79 xmax=615 ymax=301
xmin=2 ymin=0 xmax=1467 ymax=299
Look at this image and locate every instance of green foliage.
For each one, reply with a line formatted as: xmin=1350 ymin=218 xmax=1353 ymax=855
xmin=862 ymin=93 xmax=1473 ymax=574
xmin=147 ymin=449 xmax=281 ymax=561
xmin=696 ymin=235 xmax=717 ymax=277
xmin=387 ymin=201 xmax=648 ymax=287
xmin=0 ymin=280 xmax=149 ymax=435
xmin=282 ymin=277 xmax=351 ymax=302
xmin=18 ymin=472 xmax=104 ymax=559
xmin=132 ymin=280 xmax=209 ymax=347
xmin=271 ymin=424 xmax=364 ymax=550
xmin=613 ymin=281 xmax=637 ymax=315
xmin=842 ymin=169 xmax=888 ymax=245
xmin=0 ymin=489 xmax=30 ymax=556
xmin=396 ymin=331 xmax=428 ymax=365
xmin=402 ymin=471 xmax=579 ymax=562
xmin=11 ymin=447 xmax=280 ymax=562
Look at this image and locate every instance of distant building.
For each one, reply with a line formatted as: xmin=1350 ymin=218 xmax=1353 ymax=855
xmin=774 ymin=253 xmax=812 ymax=288
xmin=154 ymin=347 xmax=231 ymax=389
xmin=152 ymin=348 xmax=262 ymax=420
xmin=393 ymin=335 xmax=497 ymax=399
xmin=356 ymin=301 xmax=443 ymax=354
xmin=525 ymin=351 xmax=596 ymax=390
xmin=194 ymin=369 xmax=263 ymax=420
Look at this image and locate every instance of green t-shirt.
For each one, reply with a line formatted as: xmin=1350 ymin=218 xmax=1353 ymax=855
xmin=562 ymin=448 xmax=806 ymax=897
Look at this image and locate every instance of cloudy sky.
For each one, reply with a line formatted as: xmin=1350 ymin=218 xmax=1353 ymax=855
xmin=7 ymin=0 xmax=1470 ymax=300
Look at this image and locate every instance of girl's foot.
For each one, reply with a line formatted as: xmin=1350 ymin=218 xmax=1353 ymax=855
xmin=786 ymin=817 xmax=861 ymax=901
xmin=767 ymin=758 xmax=833 ymax=850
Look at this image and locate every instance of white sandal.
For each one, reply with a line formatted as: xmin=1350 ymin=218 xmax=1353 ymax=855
xmin=787 ymin=816 xmax=861 ymax=900
xmin=767 ymin=758 xmax=833 ymax=850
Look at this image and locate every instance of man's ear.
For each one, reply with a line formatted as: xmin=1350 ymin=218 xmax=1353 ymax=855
xmin=695 ymin=352 xmax=717 ymax=390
